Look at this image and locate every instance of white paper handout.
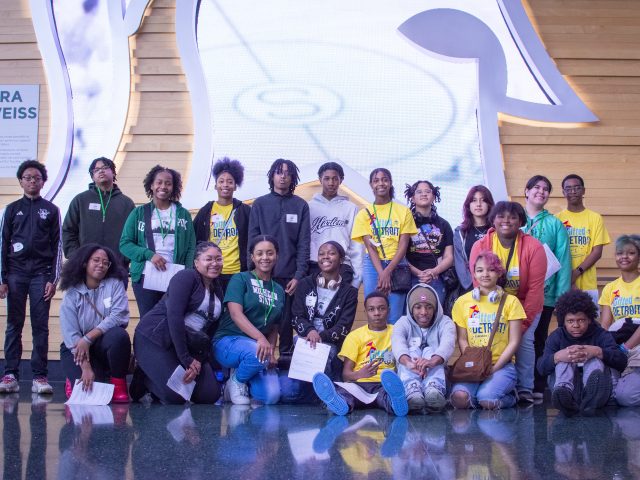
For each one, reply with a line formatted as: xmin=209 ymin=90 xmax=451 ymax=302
xmin=166 ymin=408 xmax=196 ymax=442
xmin=65 ymin=381 xmax=114 ymax=405
xmin=543 ymin=243 xmax=561 ymax=281
xmin=288 ymin=338 xmax=331 ymax=382
xmin=143 ymin=261 xmax=185 ymax=292
xmin=334 ymin=382 xmax=379 ymax=404
xmin=67 ymin=405 xmax=114 ymax=425
xmin=288 ymin=429 xmax=330 ymax=463
xmin=167 ymin=365 xmax=196 ymax=401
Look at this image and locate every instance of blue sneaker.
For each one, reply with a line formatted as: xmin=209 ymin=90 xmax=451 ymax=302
xmin=380 ymin=370 xmax=409 ymax=417
xmin=312 ymin=373 xmax=349 ymax=416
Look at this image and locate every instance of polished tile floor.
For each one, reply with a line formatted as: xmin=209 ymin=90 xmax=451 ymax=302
xmin=1 ymin=383 xmax=639 ymax=479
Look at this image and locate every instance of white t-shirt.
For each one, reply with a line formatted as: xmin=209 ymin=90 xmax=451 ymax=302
xmin=313 ymin=286 xmax=338 ymax=332
xmin=152 ymin=204 xmax=176 ymax=263
xmin=184 ymin=289 xmax=222 ymax=331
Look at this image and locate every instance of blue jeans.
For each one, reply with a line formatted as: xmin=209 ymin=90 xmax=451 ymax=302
xmin=213 ymin=335 xmax=280 ymax=404
xmin=397 ymin=346 xmax=446 ymax=391
xmin=362 ymin=255 xmax=406 ymax=325
xmin=515 ymin=312 xmax=541 ymax=393
xmin=450 ymin=362 xmax=517 ymax=409
xmin=411 ymin=275 xmax=446 ymax=306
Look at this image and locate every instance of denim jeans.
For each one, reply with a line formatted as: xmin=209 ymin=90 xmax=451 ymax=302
xmin=362 ymin=255 xmax=406 ymax=325
xmin=515 ymin=312 xmax=541 ymax=393
xmin=450 ymin=362 xmax=517 ymax=409
xmin=397 ymin=346 xmax=446 ymax=391
xmin=213 ymin=335 xmax=280 ymax=404
xmin=4 ymin=273 xmax=51 ymax=378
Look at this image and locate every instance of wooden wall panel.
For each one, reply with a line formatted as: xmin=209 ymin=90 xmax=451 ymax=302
xmin=1 ymin=0 xmax=639 ymax=360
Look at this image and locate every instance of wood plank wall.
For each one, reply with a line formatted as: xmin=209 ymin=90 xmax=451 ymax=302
xmin=1 ymin=0 xmax=638 ymax=358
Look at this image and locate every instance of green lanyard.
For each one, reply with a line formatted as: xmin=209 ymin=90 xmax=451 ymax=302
xmin=372 ymin=202 xmax=393 ymax=241
xmin=154 ymin=205 xmax=174 ymax=244
xmin=252 ymin=271 xmax=275 ymax=326
xmin=97 ymin=188 xmax=112 ymax=223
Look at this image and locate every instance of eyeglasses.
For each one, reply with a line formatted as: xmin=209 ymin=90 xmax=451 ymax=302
xmin=21 ymin=175 xmax=43 ymax=182
xmin=89 ymin=258 xmax=112 ymax=268
xmin=565 ymin=318 xmax=588 ymax=326
xmin=563 ymin=186 xmax=583 ymax=193
xmin=92 ymin=166 xmax=111 ymax=174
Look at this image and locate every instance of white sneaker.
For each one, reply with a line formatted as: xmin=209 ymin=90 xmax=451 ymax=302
xmin=31 ymin=377 xmax=53 ymax=394
xmin=0 ymin=374 xmax=19 ymax=393
xmin=225 ymin=370 xmax=250 ymax=405
xmin=423 ymin=383 xmax=447 ymax=411
xmin=405 ymin=380 xmax=425 ymax=411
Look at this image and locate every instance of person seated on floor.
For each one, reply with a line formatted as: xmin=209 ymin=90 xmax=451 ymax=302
xmin=311 ymin=291 xmax=409 ymax=416
xmin=58 ymin=244 xmax=131 ymax=403
xmin=213 ymin=235 xmax=285 ymax=405
xmin=392 ymin=283 xmax=456 ymax=412
xmin=537 ymin=289 xmax=628 ymax=416
xmin=450 ymin=251 xmax=524 ymax=410
xmin=132 ymin=242 xmax=225 ymax=404
xmin=280 ymin=241 xmax=359 ymax=403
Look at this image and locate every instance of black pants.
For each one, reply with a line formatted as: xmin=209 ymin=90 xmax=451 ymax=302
xmin=4 ymin=273 xmax=51 ymax=378
xmin=534 ymin=305 xmax=556 ymax=392
xmin=132 ymin=279 xmax=165 ymax=319
xmin=61 ymin=327 xmax=131 ymax=382
xmin=134 ymin=333 xmax=221 ymax=404
xmin=274 ymin=277 xmax=295 ymax=355
xmin=336 ymin=382 xmax=394 ymax=414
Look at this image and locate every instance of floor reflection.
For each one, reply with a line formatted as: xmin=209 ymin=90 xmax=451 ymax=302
xmin=1 ymin=389 xmax=640 ymax=479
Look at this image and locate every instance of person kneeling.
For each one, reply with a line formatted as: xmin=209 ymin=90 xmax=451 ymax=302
xmin=537 ymin=289 xmax=627 ymax=416
xmin=312 ymin=291 xmax=408 ymax=416
xmin=392 ymin=284 xmax=456 ymax=412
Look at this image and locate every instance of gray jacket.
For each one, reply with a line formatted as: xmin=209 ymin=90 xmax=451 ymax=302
xmin=453 ymin=226 xmax=473 ymax=290
xmin=60 ymin=277 xmax=129 ymax=351
xmin=391 ymin=283 xmax=456 ymax=363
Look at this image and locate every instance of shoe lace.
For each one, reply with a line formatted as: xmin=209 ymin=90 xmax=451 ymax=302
xmin=406 ymin=381 xmax=421 ymax=396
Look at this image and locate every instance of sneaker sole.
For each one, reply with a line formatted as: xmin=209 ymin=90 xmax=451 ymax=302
xmin=313 ymin=415 xmax=349 ymax=452
xmin=381 ymin=370 xmax=408 ymax=417
xmin=32 ymin=386 xmax=53 ymax=394
xmin=581 ymin=370 xmax=610 ymax=416
xmin=553 ymin=387 xmax=578 ymax=417
xmin=424 ymin=388 xmax=447 ymax=411
xmin=0 ymin=386 xmax=19 ymax=393
xmin=407 ymin=394 xmax=426 ymax=411
xmin=312 ymin=373 xmax=349 ymax=416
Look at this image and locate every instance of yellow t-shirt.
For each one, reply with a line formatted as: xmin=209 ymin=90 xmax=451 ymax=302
xmin=352 ymin=202 xmax=418 ymax=260
xmin=208 ymin=202 xmax=240 ymax=274
xmin=338 ymin=324 xmax=396 ymax=383
xmin=452 ymin=292 xmax=526 ymax=363
xmin=599 ymin=276 xmax=640 ymax=322
xmin=339 ymin=430 xmax=391 ymax=475
xmin=492 ymin=236 xmax=520 ymax=295
xmin=556 ymin=208 xmax=610 ymax=291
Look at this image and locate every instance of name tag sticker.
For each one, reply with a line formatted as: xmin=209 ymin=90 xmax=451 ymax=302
xmin=509 ymin=267 xmax=519 ymax=277
xmin=286 ymin=214 xmax=298 ymax=223
xmin=89 ymin=203 xmax=101 ymax=211
xmin=305 ymin=294 xmax=317 ymax=307
xmin=409 ymin=337 xmax=421 ymax=348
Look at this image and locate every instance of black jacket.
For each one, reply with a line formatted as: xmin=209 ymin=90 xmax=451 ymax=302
xmin=291 ymin=274 xmax=358 ymax=348
xmin=537 ymin=321 xmax=628 ymax=376
xmin=193 ymin=198 xmax=251 ymax=271
xmin=1 ymin=195 xmax=62 ymax=284
xmin=62 ymin=183 xmax=135 ymax=265
xmin=135 ymin=269 xmax=224 ymax=368
xmin=248 ymin=191 xmax=310 ymax=280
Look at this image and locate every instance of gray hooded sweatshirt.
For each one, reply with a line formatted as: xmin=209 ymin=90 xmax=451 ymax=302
xmin=391 ymin=283 xmax=457 ymax=363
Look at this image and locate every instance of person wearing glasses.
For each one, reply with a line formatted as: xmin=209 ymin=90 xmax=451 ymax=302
xmin=62 ymin=157 xmax=135 ymax=277
xmin=0 ymin=160 xmax=62 ymax=395
xmin=58 ymin=244 xmax=131 ymax=402
xmin=537 ymin=290 xmax=627 ymax=416
xmin=556 ymin=174 xmax=610 ymax=307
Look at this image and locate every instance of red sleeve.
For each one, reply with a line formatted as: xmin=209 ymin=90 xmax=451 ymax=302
xmin=521 ymin=239 xmax=546 ymax=331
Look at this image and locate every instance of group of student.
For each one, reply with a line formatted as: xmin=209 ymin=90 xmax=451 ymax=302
xmin=0 ymin=156 xmax=639 ymax=418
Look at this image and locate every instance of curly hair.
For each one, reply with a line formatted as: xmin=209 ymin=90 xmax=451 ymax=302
xmin=404 ymin=180 xmax=441 ymax=214
xmin=88 ymin=157 xmax=116 ymax=180
xmin=555 ymin=290 xmax=598 ymax=325
xmin=369 ymin=168 xmax=395 ymax=199
xmin=212 ymin=157 xmax=244 ymax=186
xmin=17 ymin=160 xmax=47 ymax=182
xmin=460 ymin=185 xmax=494 ymax=233
xmin=267 ymin=159 xmax=300 ymax=193
xmin=488 ymin=201 xmax=527 ymax=228
xmin=473 ymin=250 xmax=506 ymax=277
xmin=59 ymin=244 xmax=128 ymax=291
xmin=143 ymin=165 xmax=183 ymax=201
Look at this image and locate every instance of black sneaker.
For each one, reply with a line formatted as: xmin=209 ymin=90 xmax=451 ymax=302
xmin=581 ymin=370 xmax=611 ymax=416
xmin=552 ymin=386 xmax=579 ymax=417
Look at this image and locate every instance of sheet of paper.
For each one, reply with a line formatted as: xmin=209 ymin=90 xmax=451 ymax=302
xmin=167 ymin=365 xmax=196 ymax=401
xmin=65 ymin=381 xmax=114 ymax=405
xmin=67 ymin=405 xmax=114 ymax=425
xmin=288 ymin=429 xmax=330 ymax=463
xmin=143 ymin=261 xmax=185 ymax=292
xmin=335 ymin=382 xmax=379 ymax=404
xmin=166 ymin=408 xmax=196 ymax=442
xmin=543 ymin=243 xmax=561 ymax=281
xmin=288 ymin=338 xmax=331 ymax=382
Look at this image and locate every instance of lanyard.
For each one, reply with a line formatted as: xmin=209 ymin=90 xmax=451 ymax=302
xmin=154 ymin=205 xmax=173 ymax=244
xmin=372 ymin=202 xmax=393 ymax=235
xmin=211 ymin=204 xmax=236 ymax=245
xmin=251 ymin=271 xmax=275 ymax=326
xmin=97 ymin=188 xmax=112 ymax=223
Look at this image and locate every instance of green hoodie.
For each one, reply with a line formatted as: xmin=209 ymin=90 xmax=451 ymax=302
xmin=119 ymin=202 xmax=196 ymax=283
xmin=523 ymin=209 xmax=572 ymax=307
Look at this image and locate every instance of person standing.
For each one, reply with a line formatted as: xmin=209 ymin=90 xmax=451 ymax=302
xmin=247 ymin=159 xmax=310 ymax=356
xmin=62 ymin=157 xmax=135 ymax=271
xmin=308 ymin=162 xmax=363 ymax=287
xmin=556 ymin=174 xmax=610 ymax=306
xmin=194 ymin=157 xmax=251 ymax=292
xmin=0 ymin=160 xmax=62 ymax=394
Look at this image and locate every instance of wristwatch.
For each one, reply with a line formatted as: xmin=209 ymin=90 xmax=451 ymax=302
xmin=576 ymin=266 xmax=585 ymax=274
